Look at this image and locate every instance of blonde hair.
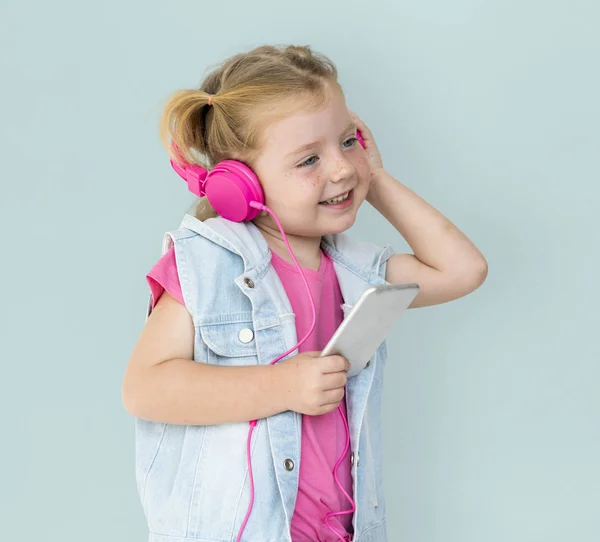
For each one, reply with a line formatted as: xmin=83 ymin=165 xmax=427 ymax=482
xmin=158 ymin=44 xmax=340 ymax=220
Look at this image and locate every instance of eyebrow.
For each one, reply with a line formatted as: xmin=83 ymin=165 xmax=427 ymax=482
xmin=286 ymin=121 xmax=357 ymax=158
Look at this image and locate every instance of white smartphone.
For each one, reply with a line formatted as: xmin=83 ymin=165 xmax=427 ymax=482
xmin=320 ymin=283 xmax=420 ymax=378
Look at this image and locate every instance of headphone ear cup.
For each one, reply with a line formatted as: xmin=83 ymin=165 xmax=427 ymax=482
xmin=357 ymin=130 xmax=366 ymax=149
xmin=204 ymin=160 xmax=264 ymax=222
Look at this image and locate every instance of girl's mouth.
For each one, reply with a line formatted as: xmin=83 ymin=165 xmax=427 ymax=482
xmin=319 ymin=189 xmax=354 ymax=209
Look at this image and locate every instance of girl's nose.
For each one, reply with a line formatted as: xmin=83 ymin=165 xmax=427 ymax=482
xmin=330 ymin=155 xmax=356 ymax=183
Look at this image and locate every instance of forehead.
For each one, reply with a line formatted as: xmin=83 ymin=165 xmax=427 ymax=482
xmin=255 ymin=85 xmax=349 ymax=150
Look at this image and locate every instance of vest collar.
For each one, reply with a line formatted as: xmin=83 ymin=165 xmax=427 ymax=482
xmin=178 ymin=213 xmax=392 ymax=286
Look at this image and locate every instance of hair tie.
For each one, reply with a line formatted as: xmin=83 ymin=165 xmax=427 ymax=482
xmin=207 ymin=94 xmax=214 ymax=106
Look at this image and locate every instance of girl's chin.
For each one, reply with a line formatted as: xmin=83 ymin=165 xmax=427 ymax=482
xmin=320 ymin=211 xmax=359 ymax=235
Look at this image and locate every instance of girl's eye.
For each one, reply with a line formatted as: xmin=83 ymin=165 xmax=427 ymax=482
xmin=343 ymin=136 xmax=358 ymax=148
xmin=298 ymin=155 xmax=318 ymax=168
xmin=297 ymin=138 xmax=357 ymax=168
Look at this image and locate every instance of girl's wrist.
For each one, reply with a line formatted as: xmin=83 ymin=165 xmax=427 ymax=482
xmin=270 ymin=362 xmax=294 ymax=412
xmin=366 ymin=167 xmax=392 ymax=206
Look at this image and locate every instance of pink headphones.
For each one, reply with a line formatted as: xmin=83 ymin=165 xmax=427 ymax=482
xmin=170 ymin=130 xmax=365 ymax=222
xmin=169 ymin=128 xmax=366 ymax=542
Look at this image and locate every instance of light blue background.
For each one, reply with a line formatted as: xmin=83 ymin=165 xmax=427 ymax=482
xmin=1 ymin=0 xmax=598 ymax=540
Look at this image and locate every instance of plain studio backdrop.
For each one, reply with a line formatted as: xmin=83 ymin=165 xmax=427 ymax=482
xmin=1 ymin=0 xmax=598 ymax=540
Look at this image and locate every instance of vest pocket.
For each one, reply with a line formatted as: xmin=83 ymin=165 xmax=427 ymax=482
xmin=198 ymin=319 xmax=259 ymax=366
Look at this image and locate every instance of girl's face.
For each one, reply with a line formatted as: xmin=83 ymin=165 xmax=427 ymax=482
xmin=251 ymin=86 xmax=371 ymax=239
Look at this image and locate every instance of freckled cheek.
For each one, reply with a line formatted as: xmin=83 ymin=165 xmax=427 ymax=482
xmin=273 ymin=172 xmax=321 ymax=205
xmin=292 ymin=172 xmax=322 ymax=196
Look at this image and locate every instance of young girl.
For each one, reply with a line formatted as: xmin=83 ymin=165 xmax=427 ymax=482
xmin=122 ymin=45 xmax=487 ymax=542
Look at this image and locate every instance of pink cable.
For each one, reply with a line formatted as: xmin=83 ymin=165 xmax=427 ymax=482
xmin=237 ymin=203 xmax=316 ymax=542
xmin=323 ymin=404 xmax=355 ymax=541
xmin=237 ymin=202 xmax=356 ymax=541
xmin=250 ymin=203 xmax=317 ymax=363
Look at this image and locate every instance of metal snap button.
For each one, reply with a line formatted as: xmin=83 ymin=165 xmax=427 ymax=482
xmin=283 ymin=458 xmax=295 ymax=471
xmin=356 ymin=451 xmax=360 ymax=467
xmin=238 ymin=328 xmax=254 ymax=344
xmin=350 ymin=452 xmax=354 ymax=466
xmin=244 ymin=277 xmax=255 ymax=288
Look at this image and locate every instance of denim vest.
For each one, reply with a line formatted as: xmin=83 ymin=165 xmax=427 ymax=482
xmin=135 ymin=214 xmax=394 ymax=542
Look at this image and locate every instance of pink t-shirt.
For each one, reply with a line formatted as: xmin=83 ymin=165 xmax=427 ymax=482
xmin=147 ymin=247 xmax=354 ymax=541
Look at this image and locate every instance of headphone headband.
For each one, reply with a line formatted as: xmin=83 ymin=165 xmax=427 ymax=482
xmin=169 ymin=158 xmax=208 ymax=197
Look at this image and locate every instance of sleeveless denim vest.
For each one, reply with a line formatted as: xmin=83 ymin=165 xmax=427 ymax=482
xmin=135 ymin=214 xmax=394 ymax=542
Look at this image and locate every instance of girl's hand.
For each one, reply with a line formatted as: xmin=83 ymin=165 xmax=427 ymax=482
xmin=276 ymin=352 xmax=349 ymax=416
xmin=350 ymin=111 xmax=384 ymax=202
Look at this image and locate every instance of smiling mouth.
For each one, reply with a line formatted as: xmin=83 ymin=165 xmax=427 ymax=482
xmin=319 ymin=190 xmax=353 ymax=205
